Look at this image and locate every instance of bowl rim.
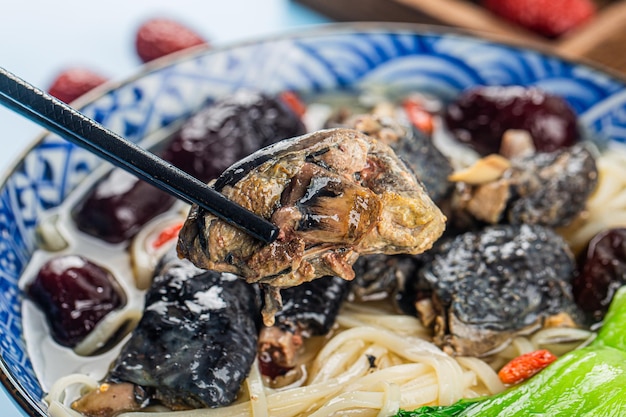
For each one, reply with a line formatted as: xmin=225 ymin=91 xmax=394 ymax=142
xmin=2 ymin=21 xmax=626 ymax=417
xmin=0 ymin=370 xmax=45 ymax=417
xmin=3 ymin=20 xmax=626 ymax=189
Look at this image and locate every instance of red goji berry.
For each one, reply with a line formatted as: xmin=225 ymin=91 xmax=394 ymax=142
xmin=279 ymin=91 xmax=307 ymax=118
xmin=403 ymin=98 xmax=434 ymax=135
xmin=498 ymin=349 xmax=557 ymax=385
xmin=151 ymin=222 xmax=183 ymax=250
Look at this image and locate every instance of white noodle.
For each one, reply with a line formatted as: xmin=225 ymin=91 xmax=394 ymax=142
xmin=559 ymin=150 xmax=626 ymax=253
xmin=511 ymin=336 xmax=536 ymax=355
xmin=378 ymin=382 xmax=401 ymax=417
xmin=46 ymin=309 xmax=544 ymax=417
xmin=456 ymin=357 xmax=504 ymax=395
xmin=246 ymin=359 xmax=268 ymax=417
xmin=46 ymin=374 xmax=99 ymax=417
xmin=73 ymin=309 xmax=142 ymax=356
xmin=530 ymin=327 xmax=594 ymax=347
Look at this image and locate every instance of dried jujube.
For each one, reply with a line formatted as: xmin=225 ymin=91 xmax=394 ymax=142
xmin=444 ymin=86 xmax=580 ymax=155
xmin=27 ymin=255 xmax=125 ymax=348
xmin=72 ymin=91 xmax=306 ymax=243
xmin=573 ymin=227 xmax=626 ymax=321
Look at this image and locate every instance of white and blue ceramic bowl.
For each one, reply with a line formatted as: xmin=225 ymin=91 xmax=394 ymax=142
xmin=1 ymin=24 xmax=626 ymax=416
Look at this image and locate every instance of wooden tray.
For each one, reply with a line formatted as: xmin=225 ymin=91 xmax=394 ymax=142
xmin=295 ymin=0 xmax=626 ymax=76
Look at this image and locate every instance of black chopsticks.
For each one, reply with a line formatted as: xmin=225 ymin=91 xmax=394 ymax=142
xmin=0 ymin=67 xmax=279 ymax=244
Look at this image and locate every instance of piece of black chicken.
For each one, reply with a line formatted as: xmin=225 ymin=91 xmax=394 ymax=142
xmin=177 ymin=128 xmax=446 ymax=325
xmin=72 ymin=250 xmax=261 ymax=416
xmin=412 ymin=224 xmax=584 ymax=357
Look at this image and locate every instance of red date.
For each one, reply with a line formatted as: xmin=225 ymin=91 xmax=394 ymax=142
xmin=72 ymin=91 xmax=306 ymax=243
xmin=27 ymin=255 xmax=125 ymax=348
xmin=444 ymin=86 xmax=579 ymax=155
xmin=573 ymin=228 xmax=626 ymax=321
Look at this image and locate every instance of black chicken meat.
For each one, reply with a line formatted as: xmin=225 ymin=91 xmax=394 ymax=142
xmin=177 ymin=128 xmax=446 ymax=324
xmin=72 ymin=250 xmax=261 ymax=415
xmin=414 ymin=224 xmax=584 ymax=357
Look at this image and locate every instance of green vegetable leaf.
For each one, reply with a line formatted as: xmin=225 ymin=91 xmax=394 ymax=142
xmin=394 ymin=399 xmax=479 ymax=417
xmin=594 ymin=285 xmax=626 ymax=351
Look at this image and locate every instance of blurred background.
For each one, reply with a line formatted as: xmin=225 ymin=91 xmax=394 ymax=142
xmin=0 ymin=0 xmax=329 ymax=178
xmin=1 ymin=0 xmax=624 ymax=415
xmin=2 ymin=0 xmax=624 ymax=174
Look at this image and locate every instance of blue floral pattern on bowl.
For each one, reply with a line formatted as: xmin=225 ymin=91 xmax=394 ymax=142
xmin=1 ymin=25 xmax=625 ymax=416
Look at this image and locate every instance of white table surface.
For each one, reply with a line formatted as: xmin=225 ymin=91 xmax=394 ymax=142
xmin=0 ymin=1 xmax=329 ymax=415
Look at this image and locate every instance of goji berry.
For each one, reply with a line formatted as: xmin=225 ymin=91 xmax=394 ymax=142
xmin=498 ymin=349 xmax=558 ymax=385
xmin=279 ymin=91 xmax=307 ymax=118
xmin=151 ymin=222 xmax=183 ymax=250
xmin=403 ymin=97 xmax=434 ymax=135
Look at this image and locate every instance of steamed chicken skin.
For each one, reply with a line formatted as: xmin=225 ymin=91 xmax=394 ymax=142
xmin=177 ymin=128 xmax=446 ymax=322
xmin=328 ymin=105 xmax=454 ymax=204
xmin=73 ymin=250 xmax=261 ymax=416
xmin=414 ymin=224 xmax=584 ymax=357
